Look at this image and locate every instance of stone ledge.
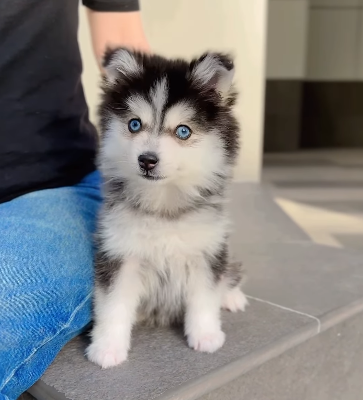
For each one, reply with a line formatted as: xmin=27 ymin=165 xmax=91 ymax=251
xmin=26 ymin=184 xmax=363 ymax=400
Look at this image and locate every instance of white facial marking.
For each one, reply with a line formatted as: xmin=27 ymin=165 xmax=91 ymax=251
xmin=150 ymin=78 xmax=168 ymax=128
xmin=126 ymin=95 xmax=153 ymax=126
xmin=163 ymin=102 xmax=196 ymax=131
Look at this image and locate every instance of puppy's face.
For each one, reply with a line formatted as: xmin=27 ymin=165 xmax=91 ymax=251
xmin=98 ymin=49 xmax=239 ymax=189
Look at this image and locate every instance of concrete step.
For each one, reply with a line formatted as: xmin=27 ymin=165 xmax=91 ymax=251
xmin=26 ymin=184 xmax=363 ymax=400
xmin=200 ymin=308 xmax=363 ymax=400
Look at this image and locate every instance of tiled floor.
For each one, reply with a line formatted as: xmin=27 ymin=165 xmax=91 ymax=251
xmin=263 ymin=149 xmax=363 ymax=251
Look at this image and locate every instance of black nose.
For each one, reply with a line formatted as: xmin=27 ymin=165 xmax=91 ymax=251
xmin=138 ymin=153 xmax=158 ymax=171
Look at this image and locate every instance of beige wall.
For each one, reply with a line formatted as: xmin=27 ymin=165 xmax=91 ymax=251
xmin=307 ymin=0 xmax=363 ymax=81
xmin=79 ymin=7 xmax=99 ymax=124
xmin=266 ymin=0 xmax=309 ymax=80
xmin=266 ymin=0 xmax=363 ymax=81
xmin=79 ymin=0 xmax=268 ymax=181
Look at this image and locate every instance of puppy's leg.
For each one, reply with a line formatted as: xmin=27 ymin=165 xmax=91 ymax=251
xmin=185 ymin=258 xmax=225 ymax=353
xmin=222 ymin=286 xmax=249 ymax=312
xmin=87 ymin=256 xmax=143 ymax=369
xmin=221 ymin=261 xmax=248 ymax=312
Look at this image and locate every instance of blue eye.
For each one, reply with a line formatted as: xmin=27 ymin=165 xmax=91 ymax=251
xmin=176 ymin=125 xmax=192 ymax=140
xmin=128 ymin=118 xmax=142 ymax=133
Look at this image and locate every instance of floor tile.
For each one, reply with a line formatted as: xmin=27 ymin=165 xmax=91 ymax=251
xmin=334 ymin=234 xmax=363 ymax=251
xmin=228 ymin=183 xmax=310 ymax=244
xmin=38 ymin=300 xmax=313 ymax=400
xmin=240 ymin=242 xmax=363 ymax=317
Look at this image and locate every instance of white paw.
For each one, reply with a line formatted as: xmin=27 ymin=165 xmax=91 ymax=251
xmin=86 ymin=340 xmax=128 ymax=369
xmin=188 ymin=329 xmax=226 ymax=353
xmin=222 ymin=288 xmax=249 ymax=312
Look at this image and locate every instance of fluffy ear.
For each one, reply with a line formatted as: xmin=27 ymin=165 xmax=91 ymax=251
xmin=102 ymin=47 xmax=143 ymax=84
xmin=190 ymin=52 xmax=235 ymax=95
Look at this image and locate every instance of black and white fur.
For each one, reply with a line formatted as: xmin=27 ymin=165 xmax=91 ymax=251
xmin=87 ymin=48 xmax=248 ymax=369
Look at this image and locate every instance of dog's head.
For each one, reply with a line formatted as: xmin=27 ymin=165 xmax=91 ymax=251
xmin=98 ymin=48 xmax=239 ymax=191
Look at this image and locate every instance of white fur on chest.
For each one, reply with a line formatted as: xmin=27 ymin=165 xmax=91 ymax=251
xmin=99 ymin=205 xmax=230 ymax=326
xmin=101 ymin=206 xmax=229 ymax=266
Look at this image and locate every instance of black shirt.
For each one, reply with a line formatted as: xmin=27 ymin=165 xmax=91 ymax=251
xmin=0 ymin=0 xmax=139 ymax=204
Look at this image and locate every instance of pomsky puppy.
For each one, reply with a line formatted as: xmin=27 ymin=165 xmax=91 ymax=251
xmin=86 ymin=48 xmax=248 ymax=369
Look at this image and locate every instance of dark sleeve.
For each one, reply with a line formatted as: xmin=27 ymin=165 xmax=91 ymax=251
xmin=83 ymin=0 xmax=139 ymax=12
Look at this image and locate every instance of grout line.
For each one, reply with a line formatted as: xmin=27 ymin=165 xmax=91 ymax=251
xmin=246 ymin=295 xmax=321 ymax=334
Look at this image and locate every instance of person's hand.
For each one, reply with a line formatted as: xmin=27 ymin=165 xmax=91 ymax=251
xmin=87 ymin=10 xmax=150 ymax=70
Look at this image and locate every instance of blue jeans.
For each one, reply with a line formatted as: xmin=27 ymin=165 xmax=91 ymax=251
xmin=0 ymin=171 xmax=102 ymax=400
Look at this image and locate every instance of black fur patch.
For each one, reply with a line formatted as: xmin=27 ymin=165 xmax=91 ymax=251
xmin=103 ymin=178 xmax=127 ymax=209
xmin=225 ymin=261 xmax=245 ymax=288
xmin=208 ymin=241 xmax=229 ymax=282
xmin=207 ymin=243 xmax=245 ymax=286
xmin=190 ymin=52 xmax=234 ymax=72
xmin=100 ymin=48 xmax=239 ymax=165
xmin=198 ymin=172 xmax=227 ymax=198
xmin=103 ymin=176 xmax=224 ymax=219
xmin=138 ymin=268 xmax=185 ymax=327
xmin=95 ymin=249 xmax=122 ymax=288
xmin=127 ymin=194 xmax=223 ymax=220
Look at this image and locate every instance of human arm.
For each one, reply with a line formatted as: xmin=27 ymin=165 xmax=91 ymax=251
xmin=83 ymin=0 xmax=149 ymax=69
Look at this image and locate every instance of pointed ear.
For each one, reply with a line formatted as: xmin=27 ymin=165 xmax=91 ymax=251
xmin=190 ymin=52 xmax=235 ymax=95
xmin=102 ymin=47 xmax=143 ymax=84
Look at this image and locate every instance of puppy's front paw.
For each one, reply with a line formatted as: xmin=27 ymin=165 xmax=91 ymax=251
xmin=187 ymin=329 xmax=226 ymax=353
xmin=86 ymin=340 xmax=128 ymax=369
xmin=222 ymin=288 xmax=249 ymax=312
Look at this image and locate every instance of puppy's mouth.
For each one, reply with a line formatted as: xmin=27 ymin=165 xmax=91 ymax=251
xmin=139 ymin=173 xmax=165 ymax=181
